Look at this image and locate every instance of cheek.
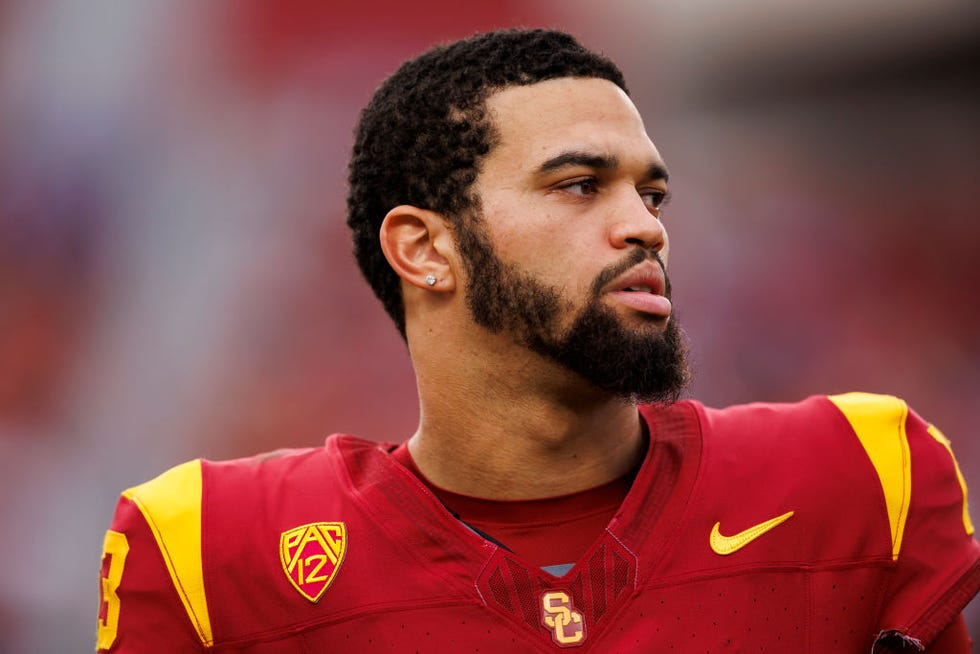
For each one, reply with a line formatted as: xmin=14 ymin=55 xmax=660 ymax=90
xmin=480 ymin=201 xmax=567 ymax=263
xmin=479 ymin=196 xmax=609 ymax=292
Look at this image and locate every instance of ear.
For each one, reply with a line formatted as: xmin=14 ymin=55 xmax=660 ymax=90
xmin=379 ymin=205 xmax=457 ymax=292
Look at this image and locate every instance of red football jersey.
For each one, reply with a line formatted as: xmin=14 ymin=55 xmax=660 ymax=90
xmin=96 ymin=393 xmax=980 ymax=652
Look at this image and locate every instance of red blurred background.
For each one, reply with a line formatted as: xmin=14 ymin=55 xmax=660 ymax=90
xmin=1 ymin=1 xmax=977 ymax=648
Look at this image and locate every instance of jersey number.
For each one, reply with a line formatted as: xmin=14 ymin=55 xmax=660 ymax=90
xmin=97 ymin=530 xmax=130 ymax=650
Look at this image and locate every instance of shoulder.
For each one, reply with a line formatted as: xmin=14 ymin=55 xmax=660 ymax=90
xmin=691 ymin=392 xmax=970 ymax=509
xmin=124 ymin=441 xmax=329 ymax=518
xmin=691 ymin=393 xmax=848 ymax=434
xmin=673 ymin=394 xmax=868 ymax=470
xmin=123 ymin=434 xmax=389 ymax=532
xmin=97 ymin=434 xmax=390 ymax=651
xmin=680 ymin=392 xmax=976 ymax=558
xmin=641 ymin=395 xmax=863 ymax=478
xmin=689 ymin=392 xmax=933 ymax=467
xmin=822 ymin=393 xmax=980 ymax=641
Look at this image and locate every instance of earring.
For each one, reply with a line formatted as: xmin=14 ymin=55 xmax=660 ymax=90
xmin=425 ymin=274 xmax=437 ymax=287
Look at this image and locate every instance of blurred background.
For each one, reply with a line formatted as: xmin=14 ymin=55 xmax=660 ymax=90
xmin=1 ymin=0 xmax=977 ymax=649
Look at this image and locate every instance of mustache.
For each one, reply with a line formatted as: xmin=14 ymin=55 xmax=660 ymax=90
xmin=590 ymin=248 xmax=670 ymax=298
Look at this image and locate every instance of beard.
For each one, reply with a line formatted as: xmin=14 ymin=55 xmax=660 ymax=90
xmin=455 ymin=221 xmax=690 ymax=404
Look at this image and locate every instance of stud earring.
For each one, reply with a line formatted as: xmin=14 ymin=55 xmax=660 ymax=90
xmin=425 ymin=274 xmax=437 ymax=287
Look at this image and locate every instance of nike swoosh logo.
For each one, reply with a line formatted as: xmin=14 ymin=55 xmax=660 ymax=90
xmin=709 ymin=511 xmax=794 ymax=555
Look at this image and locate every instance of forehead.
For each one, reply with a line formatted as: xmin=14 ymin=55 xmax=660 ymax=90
xmin=482 ymin=77 xmax=663 ymax=173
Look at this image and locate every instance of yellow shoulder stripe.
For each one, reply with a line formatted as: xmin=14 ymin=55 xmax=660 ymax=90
xmin=828 ymin=393 xmax=911 ymax=561
xmin=926 ymin=424 xmax=975 ymax=536
xmin=123 ymin=460 xmax=213 ymax=646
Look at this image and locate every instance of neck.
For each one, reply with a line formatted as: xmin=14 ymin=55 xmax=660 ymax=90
xmin=406 ymin=330 xmax=646 ymax=500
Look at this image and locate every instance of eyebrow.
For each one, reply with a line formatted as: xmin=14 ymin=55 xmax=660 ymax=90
xmin=534 ymin=150 xmax=669 ymax=182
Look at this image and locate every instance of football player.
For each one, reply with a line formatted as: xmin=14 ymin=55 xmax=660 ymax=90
xmin=97 ymin=29 xmax=978 ymax=652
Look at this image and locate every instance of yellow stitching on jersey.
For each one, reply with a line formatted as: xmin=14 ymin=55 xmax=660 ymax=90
xmin=828 ymin=393 xmax=911 ymax=561
xmin=926 ymin=424 xmax=975 ymax=536
xmin=123 ymin=460 xmax=213 ymax=646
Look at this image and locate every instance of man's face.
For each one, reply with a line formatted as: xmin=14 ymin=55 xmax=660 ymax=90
xmin=457 ymin=77 xmax=689 ymax=403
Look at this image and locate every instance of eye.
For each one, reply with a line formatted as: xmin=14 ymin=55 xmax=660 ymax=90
xmin=639 ymin=188 xmax=669 ymax=215
xmin=558 ymin=177 xmax=599 ymax=196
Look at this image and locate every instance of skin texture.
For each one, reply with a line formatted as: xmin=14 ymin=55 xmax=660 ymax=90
xmin=381 ymin=77 xmax=672 ymax=499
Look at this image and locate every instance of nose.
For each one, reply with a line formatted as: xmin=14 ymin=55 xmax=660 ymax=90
xmin=608 ymin=191 xmax=668 ymax=256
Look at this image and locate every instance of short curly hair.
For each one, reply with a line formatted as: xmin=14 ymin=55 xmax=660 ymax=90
xmin=346 ymin=28 xmax=627 ymax=337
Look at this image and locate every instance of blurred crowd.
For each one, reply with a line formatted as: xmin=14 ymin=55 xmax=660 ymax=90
xmin=0 ymin=1 xmax=977 ymax=649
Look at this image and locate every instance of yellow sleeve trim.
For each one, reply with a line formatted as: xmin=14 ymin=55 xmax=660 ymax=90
xmin=123 ymin=460 xmax=213 ymax=646
xmin=828 ymin=393 xmax=911 ymax=561
xmin=926 ymin=424 xmax=975 ymax=536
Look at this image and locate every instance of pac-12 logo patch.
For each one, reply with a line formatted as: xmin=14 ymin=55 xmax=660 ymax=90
xmin=540 ymin=590 xmax=586 ymax=647
xmin=280 ymin=522 xmax=347 ymax=603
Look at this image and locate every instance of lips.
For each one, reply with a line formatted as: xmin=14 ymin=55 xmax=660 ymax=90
xmin=606 ymin=261 xmax=671 ymax=318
